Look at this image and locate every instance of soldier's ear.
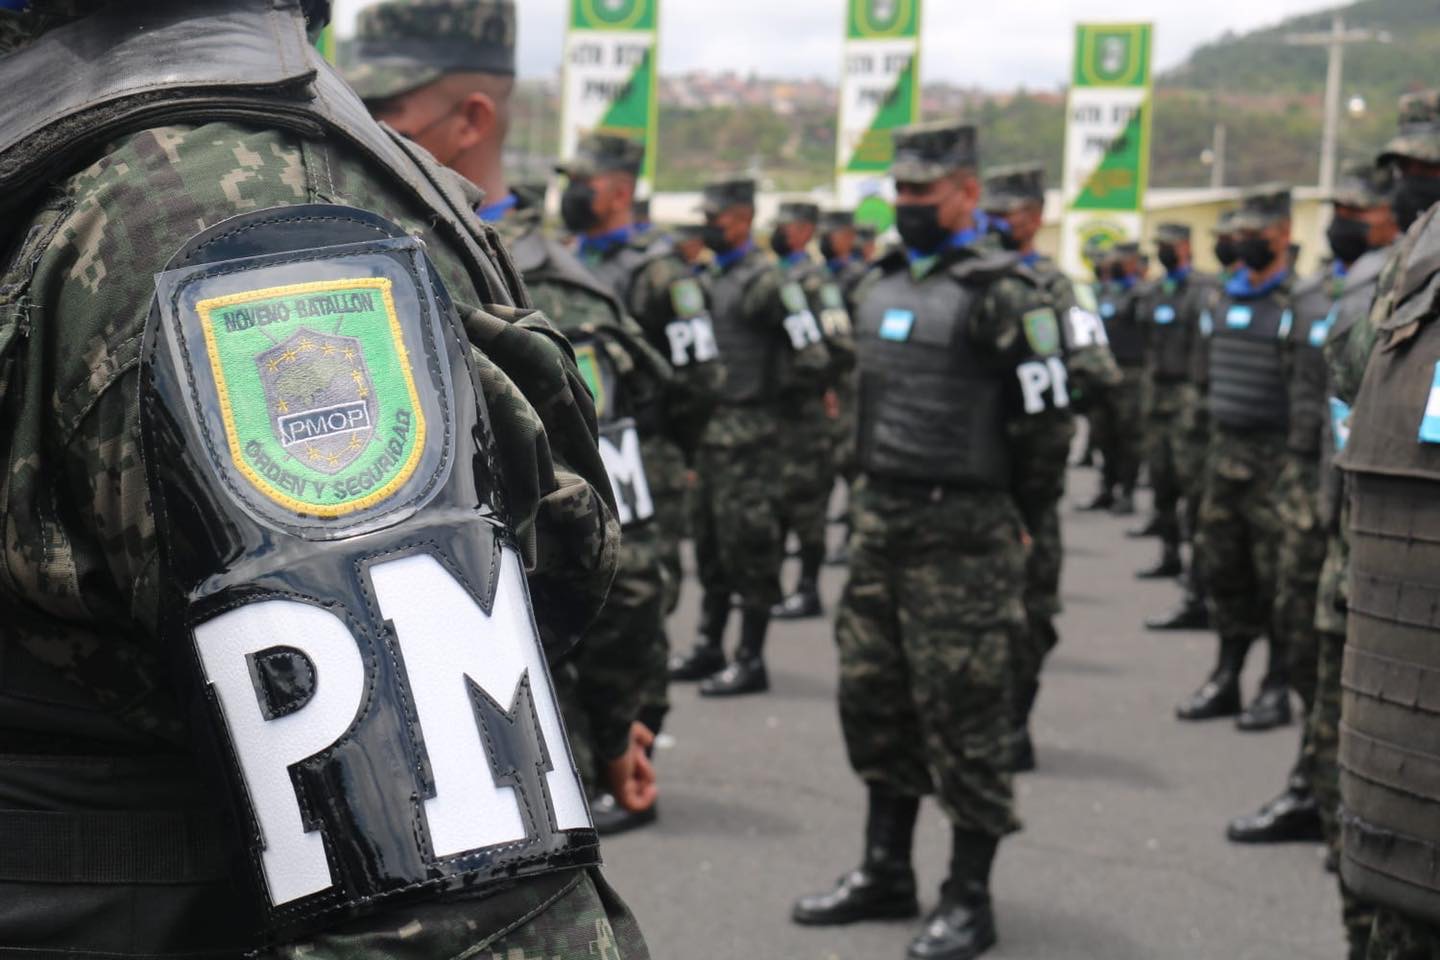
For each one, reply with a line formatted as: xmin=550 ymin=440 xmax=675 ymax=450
xmin=456 ymin=92 xmax=501 ymax=149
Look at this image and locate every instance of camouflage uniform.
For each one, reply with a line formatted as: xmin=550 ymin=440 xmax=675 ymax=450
xmin=488 ymin=197 xmax=671 ymax=792
xmin=773 ymin=203 xmax=855 ymax=611
xmin=0 ymin=3 xmax=643 ymax=958
xmin=1090 ymin=259 xmax=1147 ymax=508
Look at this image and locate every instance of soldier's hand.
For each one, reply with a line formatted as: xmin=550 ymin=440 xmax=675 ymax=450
xmin=824 ymin=389 xmax=840 ymax=420
xmin=607 ymin=723 xmax=658 ymax=812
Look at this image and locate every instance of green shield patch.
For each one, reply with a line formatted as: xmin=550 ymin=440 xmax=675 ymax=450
xmin=572 ymin=342 xmax=610 ymax=418
xmin=669 ymin=278 xmax=705 ymax=318
xmin=820 ymin=284 xmax=845 ymax=310
xmin=1022 ymin=307 xmax=1062 ymax=356
xmin=780 ymin=282 xmax=810 ymax=315
xmin=196 ymin=277 xmax=425 ymax=518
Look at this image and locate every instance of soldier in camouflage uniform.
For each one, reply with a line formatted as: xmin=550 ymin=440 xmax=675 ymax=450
xmin=983 ymin=163 xmax=1119 ymax=772
xmin=1083 ymin=242 xmax=1147 ymax=514
xmin=769 ymin=200 xmax=855 ymax=619
xmin=556 ymin=132 xmax=724 ymax=736
xmin=1135 ymin=224 xmax=1216 ymax=581
xmin=668 ymin=178 xmax=831 ymax=696
xmin=1177 ymin=186 xmax=1297 ymax=731
xmin=820 ymin=208 xmax=868 ymax=567
xmin=1146 ymin=215 xmax=1239 ymax=631
xmin=0 ymin=1 xmax=648 ymax=958
xmin=1226 ymin=168 xmax=1399 ymax=850
xmin=791 ymin=123 xmax=1072 ymax=960
xmin=350 ymin=0 xmax=665 ymax=836
xmin=1318 ymin=94 xmax=1440 ymax=960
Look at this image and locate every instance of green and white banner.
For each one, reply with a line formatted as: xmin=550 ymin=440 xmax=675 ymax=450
xmin=1060 ymin=23 xmax=1154 ymax=275
xmin=835 ymin=0 xmax=922 ymax=230
xmin=559 ymin=0 xmax=660 ymax=191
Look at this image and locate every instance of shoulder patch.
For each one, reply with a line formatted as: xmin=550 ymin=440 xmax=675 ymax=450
xmin=572 ymin=342 xmax=608 ymax=418
xmin=1022 ymin=307 xmax=1061 ymax=355
xmin=820 ymin=283 xmax=845 ymax=310
xmin=1073 ymin=284 xmax=1100 ymax=314
xmin=780 ymin=281 xmax=810 ymax=315
xmin=669 ymin=277 xmax=705 ymax=318
xmin=197 ymin=278 xmax=424 ymax=518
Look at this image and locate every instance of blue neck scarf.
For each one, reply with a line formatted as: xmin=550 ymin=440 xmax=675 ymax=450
xmin=714 ymin=240 xmax=755 ymax=271
xmin=579 ymin=225 xmax=633 ymax=260
xmin=1226 ymin=266 xmax=1291 ymax=299
xmin=1167 ymin=265 xmax=1192 ymax=284
xmin=475 ymin=192 xmax=519 ymax=223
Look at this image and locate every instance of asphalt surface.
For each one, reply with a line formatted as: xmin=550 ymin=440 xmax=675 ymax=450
xmin=599 ymin=470 xmax=1344 ymax=960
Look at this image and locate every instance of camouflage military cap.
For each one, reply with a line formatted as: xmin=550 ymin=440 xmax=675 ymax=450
xmin=557 ymin=132 xmax=645 ymax=178
xmin=1378 ymin=89 xmax=1440 ymax=165
xmin=700 ymin=178 xmax=756 ymax=214
xmin=344 ymin=0 xmax=516 ymax=103
xmin=777 ymin=200 xmax=820 ymax=224
xmin=1330 ymin=162 xmax=1396 ymax=208
xmin=891 ymin=121 xmax=978 ymax=183
xmin=1154 ymin=222 xmax=1191 ymax=244
xmin=671 ymin=222 xmax=707 ymax=242
xmin=1112 ymin=241 xmax=1141 ymax=258
xmin=1210 ymin=209 xmax=1239 ymax=236
xmin=982 ymin=163 xmax=1044 ymax=212
xmin=1231 ymin=183 xmax=1292 ymax=230
xmin=856 ymin=223 xmax=879 ymax=243
xmin=819 ymin=209 xmax=855 ymax=231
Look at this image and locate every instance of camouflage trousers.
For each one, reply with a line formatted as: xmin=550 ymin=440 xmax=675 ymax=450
xmin=1174 ymin=397 xmax=1210 ymax=544
xmin=1366 ymin=909 xmax=1440 ymax=960
xmin=1010 ymin=498 xmax=1062 ymax=743
xmin=642 ymin=438 xmax=688 ymax=617
xmin=1091 ymin=365 xmax=1144 ymax=495
xmin=831 ymin=378 xmax=858 ymax=484
xmin=268 ymin=869 xmax=649 ymax=960
xmin=836 ymin=479 xmax=1024 ymax=839
xmin=555 ymin=537 xmax=665 ymax=791
xmin=1143 ymin=407 xmax=1183 ymax=544
xmin=776 ymin=397 xmax=836 ymax=577
xmin=1276 ymin=457 xmax=1327 ymax=714
xmin=1197 ymin=429 xmax=1286 ymax=648
xmin=693 ymin=430 xmax=785 ymax=612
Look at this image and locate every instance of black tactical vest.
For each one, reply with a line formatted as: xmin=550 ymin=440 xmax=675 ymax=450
xmin=589 ymin=236 xmax=658 ymax=311
xmin=709 ymin=247 xmax=783 ymax=404
xmin=1334 ymin=300 xmax=1440 ymax=925
xmin=1100 ymin=283 xmax=1145 ymax=366
xmin=1146 ymin=275 xmax=1203 ymax=382
xmin=1319 ymin=247 xmax=1388 ymax=530
xmin=1207 ymin=281 xmax=1291 ymax=431
xmin=853 ymin=260 xmax=1010 ymax=488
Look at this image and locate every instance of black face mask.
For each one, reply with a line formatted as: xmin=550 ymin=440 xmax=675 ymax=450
xmin=992 ymin=219 xmax=1022 ymax=251
xmin=1394 ymin=175 xmax=1440 ymax=231
xmin=895 ymin=204 xmax=948 ymax=254
xmin=1238 ymin=235 xmax=1276 ymax=273
xmin=1213 ymin=237 xmax=1238 ymax=268
xmin=1326 ymin=216 xmax=1371 ymax=266
xmin=1157 ymin=245 xmax=1180 ymax=273
xmin=559 ymin=183 xmax=599 ymax=233
xmin=819 ymin=236 xmax=838 ymax=261
xmin=770 ymin=227 xmax=793 ymax=259
xmin=702 ymin=223 xmax=731 ymax=255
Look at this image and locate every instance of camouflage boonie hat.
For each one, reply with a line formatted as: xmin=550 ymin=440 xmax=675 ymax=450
xmin=700 ymin=178 xmax=756 ymax=214
xmin=1378 ymin=90 xmax=1440 ymax=165
xmin=819 ymin=209 xmax=855 ymax=231
xmin=1331 ymin=162 xmax=1397 ymax=208
xmin=1231 ymin=183 xmax=1292 ymax=231
xmin=891 ymin=121 xmax=978 ymax=183
xmin=1154 ymin=222 xmax=1191 ymax=244
xmin=557 ymin=132 xmax=645 ymax=178
xmin=1210 ymin=209 xmax=1238 ymax=236
xmin=777 ymin=201 xmax=820 ymax=224
xmin=982 ymin=163 xmax=1044 ymax=213
xmin=344 ymin=0 xmax=516 ymax=103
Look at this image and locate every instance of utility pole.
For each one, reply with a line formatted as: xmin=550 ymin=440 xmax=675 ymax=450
xmin=1285 ymin=14 xmax=1390 ymax=195
xmin=1210 ymin=122 xmax=1226 ymax=189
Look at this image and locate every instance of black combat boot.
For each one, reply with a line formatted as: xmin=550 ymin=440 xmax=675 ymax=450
xmin=1079 ymin=486 xmax=1115 ymax=511
xmin=1175 ymin=635 xmax=1248 ymax=720
xmin=906 ymin=831 xmax=998 ymax=960
xmin=1236 ymin=684 xmax=1292 ymax=731
xmin=699 ymin=608 xmax=770 ymax=696
xmin=1145 ymin=570 xmax=1209 ymax=630
xmin=1110 ymin=490 xmax=1136 ymax=516
xmin=669 ymin=592 xmax=729 ymax=681
xmin=1226 ymin=773 xmax=1323 ymax=843
xmin=774 ymin=544 xmax=824 ymax=619
xmin=1008 ymin=677 xmax=1041 ymax=772
xmin=793 ymin=785 xmax=920 ymax=925
xmin=1136 ymin=542 xmax=1183 ymax=580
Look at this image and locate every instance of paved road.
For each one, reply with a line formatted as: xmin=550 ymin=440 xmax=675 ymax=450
xmin=600 ymin=473 xmax=1344 ymax=960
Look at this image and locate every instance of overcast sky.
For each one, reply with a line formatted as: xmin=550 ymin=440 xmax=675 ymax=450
xmin=335 ymin=0 xmax=1337 ymax=89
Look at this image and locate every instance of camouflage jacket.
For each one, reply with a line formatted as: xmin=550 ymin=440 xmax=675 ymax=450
xmin=0 ymin=119 xmax=624 ymax=952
